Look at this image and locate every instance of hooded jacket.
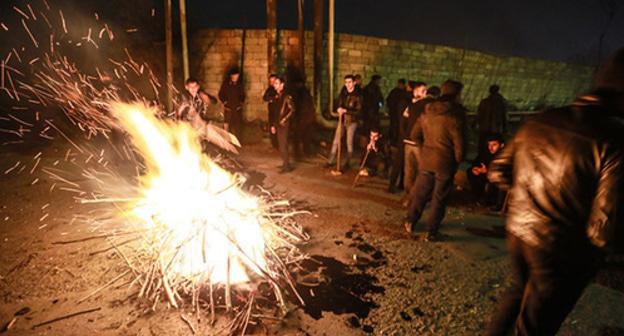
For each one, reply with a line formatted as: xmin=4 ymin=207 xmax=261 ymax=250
xmin=488 ymin=92 xmax=624 ymax=253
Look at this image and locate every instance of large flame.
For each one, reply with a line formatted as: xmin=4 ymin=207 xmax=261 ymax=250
xmin=112 ymin=102 xmax=267 ymax=285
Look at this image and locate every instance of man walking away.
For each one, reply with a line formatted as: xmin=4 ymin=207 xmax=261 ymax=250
xmin=325 ymin=75 xmax=363 ymax=171
xmin=292 ymin=81 xmax=316 ymax=159
xmin=476 ymin=85 xmax=507 ymax=156
xmin=218 ymin=67 xmax=245 ymax=140
xmin=485 ymin=48 xmax=624 ymax=336
xmin=272 ymin=76 xmax=295 ymax=173
xmin=405 ymin=80 xmax=466 ymax=242
xmin=263 ymin=74 xmax=279 ymax=149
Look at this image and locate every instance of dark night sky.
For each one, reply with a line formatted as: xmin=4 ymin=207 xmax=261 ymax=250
xmin=186 ymin=0 xmax=624 ymax=64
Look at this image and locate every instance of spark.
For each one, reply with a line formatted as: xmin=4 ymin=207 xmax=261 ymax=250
xmin=22 ymin=19 xmax=39 ymax=48
xmin=27 ymin=4 xmax=37 ymax=21
xmin=13 ymin=6 xmax=30 ymax=20
xmin=59 ymin=10 xmax=67 ymax=34
xmin=4 ymin=161 xmax=21 ymax=175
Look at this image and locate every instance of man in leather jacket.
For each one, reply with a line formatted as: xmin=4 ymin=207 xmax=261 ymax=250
xmin=272 ymin=76 xmax=295 ymax=173
xmin=485 ymin=47 xmax=624 ymax=336
xmin=326 ymin=74 xmax=363 ymax=170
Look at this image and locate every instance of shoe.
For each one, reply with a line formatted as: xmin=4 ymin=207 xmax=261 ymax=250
xmin=279 ymin=165 xmax=294 ymax=174
xmin=420 ymin=232 xmax=438 ymax=242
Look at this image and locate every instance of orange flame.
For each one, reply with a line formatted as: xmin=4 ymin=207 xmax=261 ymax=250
xmin=112 ymin=102 xmax=267 ymax=284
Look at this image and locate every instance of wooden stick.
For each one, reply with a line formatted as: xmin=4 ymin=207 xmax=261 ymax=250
xmin=352 ymin=148 xmax=371 ymax=188
xmin=225 ymin=254 xmax=232 ymax=311
xmin=335 ymin=112 xmax=343 ymax=172
xmin=77 ymin=270 xmax=130 ymax=303
xmin=32 ymin=307 xmax=101 ymax=329
xmin=180 ymin=314 xmax=196 ymax=334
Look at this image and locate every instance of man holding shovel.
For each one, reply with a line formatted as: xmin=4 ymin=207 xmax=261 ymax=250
xmin=325 ymin=75 xmax=363 ymax=174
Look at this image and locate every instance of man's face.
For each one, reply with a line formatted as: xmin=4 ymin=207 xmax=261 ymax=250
xmin=273 ymin=79 xmax=284 ymax=92
xmin=370 ymin=131 xmax=380 ymax=143
xmin=185 ymin=82 xmax=200 ymax=96
xmin=230 ymin=73 xmax=240 ymax=82
xmin=488 ymin=140 xmax=502 ymax=154
xmin=413 ymin=85 xmax=427 ymax=99
xmin=345 ymin=78 xmax=355 ymax=92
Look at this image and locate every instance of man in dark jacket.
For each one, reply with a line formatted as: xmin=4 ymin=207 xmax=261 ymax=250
xmin=362 ymin=74 xmax=384 ymax=133
xmin=403 ymin=82 xmax=431 ymax=197
xmin=465 ymin=133 xmax=505 ymax=210
xmin=386 ymin=78 xmax=406 ymax=146
xmin=326 ymin=75 xmax=363 ymax=170
xmin=405 ymin=80 xmax=466 ymax=241
xmin=292 ymin=80 xmax=316 ymax=159
xmin=485 ymin=48 xmax=624 ymax=336
xmin=262 ymin=74 xmax=279 ymax=149
xmin=388 ymin=80 xmax=417 ymax=192
xmin=218 ymin=67 xmax=245 ymax=140
xmin=272 ymin=76 xmax=295 ymax=173
xmin=476 ymin=85 xmax=507 ymax=156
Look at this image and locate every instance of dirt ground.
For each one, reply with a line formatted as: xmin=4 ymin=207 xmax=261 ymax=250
xmin=1 ymin=139 xmax=623 ymax=336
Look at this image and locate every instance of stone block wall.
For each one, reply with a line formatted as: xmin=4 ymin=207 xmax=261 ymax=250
xmin=192 ymin=29 xmax=594 ymax=122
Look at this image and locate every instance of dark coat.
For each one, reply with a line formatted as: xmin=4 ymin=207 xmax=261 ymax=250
xmin=488 ymin=92 xmax=624 ymax=253
xmin=386 ymin=87 xmax=407 ymax=145
xmin=336 ymin=88 xmax=363 ymax=125
xmin=404 ymin=96 xmax=435 ymax=145
xmin=363 ymin=82 xmax=384 ymax=116
xmin=410 ymin=95 xmax=466 ymax=176
xmin=273 ymin=91 xmax=295 ymax=126
xmin=477 ymin=93 xmax=507 ymax=134
xmin=263 ymin=86 xmax=278 ymax=125
xmin=218 ymin=80 xmax=245 ymax=111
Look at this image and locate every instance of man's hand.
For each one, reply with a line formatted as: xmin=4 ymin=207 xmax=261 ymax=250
xmin=337 ymin=107 xmax=347 ymax=115
xmin=472 ymin=163 xmax=487 ymax=175
xmin=270 ymin=126 xmax=276 ymax=134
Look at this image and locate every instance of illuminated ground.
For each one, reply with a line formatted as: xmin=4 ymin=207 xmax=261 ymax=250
xmin=1 ymin=140 xmax=623 ymax=335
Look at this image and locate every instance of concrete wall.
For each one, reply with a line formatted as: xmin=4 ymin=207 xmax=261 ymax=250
xmin=192 ymin=29 xmax=594 ymax=122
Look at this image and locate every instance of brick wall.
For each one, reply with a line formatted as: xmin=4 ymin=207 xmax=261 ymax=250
xmin=192 ymin=29 xmax=594 ymax=122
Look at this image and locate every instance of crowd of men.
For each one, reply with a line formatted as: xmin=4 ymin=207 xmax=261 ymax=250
xmin=174 ymin=47 xmax=624 ymax=335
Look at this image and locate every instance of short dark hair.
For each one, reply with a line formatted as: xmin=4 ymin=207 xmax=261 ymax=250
xmin=274 ymin=75 xmax=285 ymax=83
xmin=407 ymin=80 xmax=418 ymax=89
xmin=413 ymin=81 xmax=427 ymax=89
xmin=185 ymin=77 xmax=199 ymax=85
xmin=354 ymin=74 xmax=362 ymax=80
xmin=370 ymin=127 xmax=380 ymax=134
xmin=486 ymin=132 xmax=504 ymax=143
xmin=489 ymin=85 xmax=500 ymax=94
xmin=397 ymin=78 xmax=406 ymax=85
xmin=441 ymin=79 xmax=464 ymax=98
xmin=371 ymin=74 xmax=382 ymax=81
xmin=228 ymin=66 xmax=240 ymax=75
xmin=344 ymin=74 xmax=355 ymax=81
xmin=269 ymin=73 xmax=277 ymax=79
xmin=427 ymin=86 xmax=441 ymax=97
